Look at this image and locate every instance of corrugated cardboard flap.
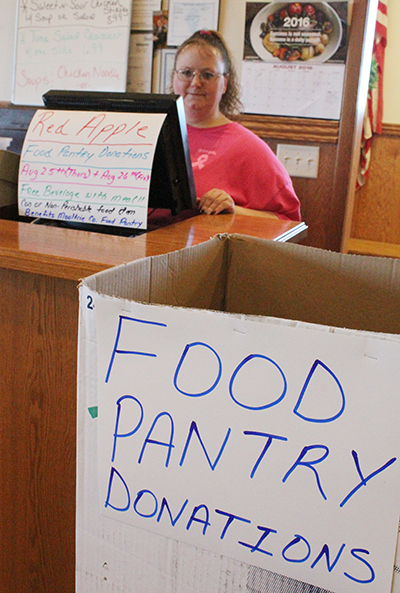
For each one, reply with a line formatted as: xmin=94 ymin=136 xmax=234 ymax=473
xmin=224 ymin=235 xmax=400 ymax=334
xmin=83 ymin=235 xmax=229 ymax=311
xmin=83 ymin=233 xmax=400 ymax=335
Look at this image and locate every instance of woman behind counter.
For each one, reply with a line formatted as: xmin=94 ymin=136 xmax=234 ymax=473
xmin=172 ymin=29 xmax=301 ymax=221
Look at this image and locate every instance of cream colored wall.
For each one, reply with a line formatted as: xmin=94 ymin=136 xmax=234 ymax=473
xmin=219 ymin=0 xmax=246 ymax=75
xmin=219 ymin=0 xmax=400 ymax=125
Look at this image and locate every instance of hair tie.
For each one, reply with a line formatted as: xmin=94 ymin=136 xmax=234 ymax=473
xmin=199 ymin=30 xmax=211 ymax=35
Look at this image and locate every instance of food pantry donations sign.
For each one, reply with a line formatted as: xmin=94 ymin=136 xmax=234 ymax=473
xmin=13 ymin=0 xmax=131 ymax=105
xmin=85 ymin=294 xmax=400 ymax=593
xmin=18 ymin=109 xmax=166 ymax=230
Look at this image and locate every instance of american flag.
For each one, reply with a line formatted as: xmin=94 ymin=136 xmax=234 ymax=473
xmin=356 ymin=0 xmax=388 ymax=189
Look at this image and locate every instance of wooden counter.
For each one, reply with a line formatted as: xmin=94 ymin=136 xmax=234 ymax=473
xmin=0 ymin=213 xmax=306 ymax=279
xmin=0 ymin=213 xmax=306 ymax=593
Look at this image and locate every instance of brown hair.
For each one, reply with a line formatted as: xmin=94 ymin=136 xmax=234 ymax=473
xmin=172 ymin=30 xmax=242 ymax=119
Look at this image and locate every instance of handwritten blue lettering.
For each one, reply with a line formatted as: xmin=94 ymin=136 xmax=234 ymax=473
xmin=293 ymin=359 xmax=345 ymax=423
xmin=174 ymin=342 xmax=222 ymax=397
xmin=229 ymin=354 xmax=287 ymax=411
xmin=179 ymin=421 xmax=231 ymax=470
xmin=244 ymin=431 xmax=288 ymax=478
xmin=105 ymin=315 xmax=167 ymax=383
xmin=186 ymin=504 xmax=211 ymax=535
xmin=340 ymin=450 xmax=397 ymax=507
xmin=157 ymin=497 xmax=189 ymax=526
xmin=344 ymin=548 xmax=376 ymax=583
xmin=138 ymin=412 xmax=174 ymax=467
xmin=282 ymin=534 xmax=311 ymax=563
xmin=238 ymin=526 xmax=277 ymax=556
xmin=102 ymin=475 xmax=377 ymax=583
xmin=283 ymin=445 xmax=330 ymax=500
xmin=133 ymin=489 xmax=158 ymax=518
xmin=111 ymin=395 xmax=143 ymax=463
xmin=215 ymin=509 xmax=251 ymax=540
xmin=311 ymin=543 xmax=346 ymax=572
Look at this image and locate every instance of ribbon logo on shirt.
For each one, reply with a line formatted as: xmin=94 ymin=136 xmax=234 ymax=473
xmin=192 ymin=154 xmax=208 ymax=170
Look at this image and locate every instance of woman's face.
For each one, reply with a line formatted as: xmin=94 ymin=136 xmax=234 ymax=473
xmin=172 ymin=44 xmax=228 ymax=126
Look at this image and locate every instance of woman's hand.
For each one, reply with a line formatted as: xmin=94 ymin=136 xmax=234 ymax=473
xmin=197 ymin=189 xmax=235 ymax=215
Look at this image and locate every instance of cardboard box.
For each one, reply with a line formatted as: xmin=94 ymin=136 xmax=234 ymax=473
xmin=78 ymin=235 xmax=400 ymax=593
xmin=0 ymin=149 xmax=19 ymax=207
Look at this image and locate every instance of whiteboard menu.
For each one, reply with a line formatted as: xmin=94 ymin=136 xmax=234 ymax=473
xmin=13 ymin=0 xmax=132 ymax=106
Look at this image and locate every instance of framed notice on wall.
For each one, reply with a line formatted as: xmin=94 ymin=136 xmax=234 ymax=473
xmin=241 ymin=1 xmax=348 ymax=119
xmin=167 ymin=0 xmax=220 ymax=46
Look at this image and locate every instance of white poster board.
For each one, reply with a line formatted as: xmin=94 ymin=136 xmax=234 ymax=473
xmin=242 ymin=1 xmax=348 ymax=119
xmin=78 ymin=285 xmax=400 ymax=593
xmin=13 ymin=0 xmax=132 ymax=106
xmin=18 ymin=109 xmax=166 ymax=230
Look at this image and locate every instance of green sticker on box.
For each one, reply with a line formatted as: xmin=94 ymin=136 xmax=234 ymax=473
xmin=88 ymin=406 xmax=98 ymax=419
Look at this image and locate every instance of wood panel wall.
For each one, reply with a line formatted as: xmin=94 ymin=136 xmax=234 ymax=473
xmin=0 ymin=268 xmax=77 ymax=593
xmin=347 ymin=124 xmax=400 ymax=256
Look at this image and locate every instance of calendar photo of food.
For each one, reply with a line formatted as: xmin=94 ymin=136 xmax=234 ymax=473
xmin=244 ymin=1 xmax=348 ymax=64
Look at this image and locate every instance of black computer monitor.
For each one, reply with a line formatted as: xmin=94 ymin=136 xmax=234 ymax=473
xmin=42 ymin=90 xmax=196 ymax=225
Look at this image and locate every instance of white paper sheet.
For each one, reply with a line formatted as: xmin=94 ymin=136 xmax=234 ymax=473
xmin=241 ymin=60 xmax=345 ymax=119
xmin=167 ymin=0 xmax=220 ymax=47
xmin=18 ymin=109 xmax=166 ymax=229
xmin=131 ymin=0 xmax=161 ymax=31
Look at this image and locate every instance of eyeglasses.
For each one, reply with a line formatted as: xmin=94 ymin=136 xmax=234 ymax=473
xmin=174 ymin=68 xmax=226 ymax=83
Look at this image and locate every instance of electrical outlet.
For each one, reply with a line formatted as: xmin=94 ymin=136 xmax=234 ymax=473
xmin=277 ymin=144 xmax=320 ymax=178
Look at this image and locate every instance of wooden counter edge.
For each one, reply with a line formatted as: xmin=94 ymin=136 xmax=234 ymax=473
xmin=0 ymin=246 xmax=114 ymax=280
xmin=0 ymin=217 xmax=307 ymax=281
